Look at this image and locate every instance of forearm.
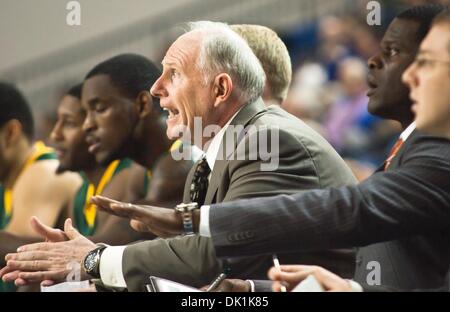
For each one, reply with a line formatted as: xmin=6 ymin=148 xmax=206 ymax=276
xmin=121 ymin=235 xmax=222 ymax=291
xmin=209 ymin=135 xmax=450 ymax=259
xmin=210 ymin=173 xmax=450 ymax=258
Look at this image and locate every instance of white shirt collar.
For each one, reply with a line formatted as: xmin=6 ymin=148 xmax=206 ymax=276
xmin=204 ymin=108 xmax=242 ymax=171
xmin=400 ymin=122 xmax=416 ymax=142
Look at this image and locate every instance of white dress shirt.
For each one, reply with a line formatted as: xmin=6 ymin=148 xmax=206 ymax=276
xmin=399 ymin=122 xmax=416 ymax=142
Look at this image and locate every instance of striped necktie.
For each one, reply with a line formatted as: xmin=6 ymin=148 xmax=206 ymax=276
xmin=189 ymin=157 xmax=211 ymax=205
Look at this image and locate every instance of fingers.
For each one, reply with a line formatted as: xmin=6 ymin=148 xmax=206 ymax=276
xmin=1 ymin=270 xmax=30 ymax=287
xmin=109 ymin=203 xmax=139 ymax=219
xmin=268 ymin=265 xmax=313 ymax=279
xmin=109 ymin=203 xmax=157 ymax=223
xmin=0 ymin=265 xmax=16 ymax=277
xmin=1 ymin=269 xmax=52 ymax=287
xmin=130 ymin=220 xmax=150 ymax=233
xmin=74 ymin=284 xmax=97 ymax=292
xmin=30 ymin=216 xmax=66 ymax=242
xmin=269 ymin=265 xmax=351 ymax=292
xmin=30 ymin=216 xmax=49 ymax=237
xmin=90 ymin=195 xmax=122 ymax=210
xmin=110 ymin=203 xmax=145 ymax=217
xmin=74 ymin=283 xmax=97 ymax=292
xmin=92 ymin=196 xmax=133 ymax=218
xmin=2 ymin=269 xmax=64 ymax=287
xmin=18 ymin=270 xmax=69 ymax=284
xmin=15 ymin=277 xmax=28 ymax=286
xmin=268 ymin=265 xmax=315 ymax=288
xmin=309 ymin=267 xmax=350 ymax=291
xmin=1 ymin=269 xmax=20 ymax=282
xmin=6 ymin=251 xmax=57 ymax=262
xmin=41 ymin=280 xmax=55 ymax=287
xmin=272 ymin=281 xmax=286 ymax=292
xmin=6 ymin=259 xmax=54 ymax=272
xmin=275 ymin=265 xmax=310 ymax=273
xmin=91 ymin=195 xmax=121 ymax=204
xmin=64 ymin=218 xmax=81 ymax=240
xmin=15 ymin=241 xmax=59 ymax=253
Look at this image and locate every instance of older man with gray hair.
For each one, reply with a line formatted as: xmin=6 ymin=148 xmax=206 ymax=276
xmin=2 ymin=21 xmax=356 ymax=292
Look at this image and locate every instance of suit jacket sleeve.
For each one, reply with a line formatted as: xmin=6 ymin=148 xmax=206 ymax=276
xmin=252 ymin=280 xmax=274 ymax=292
xmin=210 ymin=134 xmax=450 ymax=258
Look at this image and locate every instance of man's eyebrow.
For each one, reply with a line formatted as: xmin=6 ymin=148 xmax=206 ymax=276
xmin=58 ymin=112 xmax=73 ymax=118
xmin=86 ymin=97 xmax=101 ymax=106
xmin=417 ymin=49 xmax=431 ymax=56
xmin=161 ymin=59 xmax=178 ymax=67
xmin=381 ymin=39 xmax=401 ymax=47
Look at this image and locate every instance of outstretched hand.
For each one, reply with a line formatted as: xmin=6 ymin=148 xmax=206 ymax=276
xmin=0 ymin=216 xmax=69 ymax=286
xmin=91 ymin=195 xmax=189 ymax=238
xmin=1 ymin=218 xmax=96 ymax=286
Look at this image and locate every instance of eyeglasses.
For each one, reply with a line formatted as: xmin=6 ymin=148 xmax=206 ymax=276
xmin=413 ymin=57 xmax=450 ymax=69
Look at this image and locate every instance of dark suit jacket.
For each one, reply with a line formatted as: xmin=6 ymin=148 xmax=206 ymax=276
xmin=121 ymin=98 xmax=357 ymax=291
xmin=209 ymin=130 xmax=450 ymax=291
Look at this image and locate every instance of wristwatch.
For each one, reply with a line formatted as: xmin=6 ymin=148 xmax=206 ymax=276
xmin=175 ymin=202 xmax=199 ymax=235
xmin=83 ymin=244 xmax=108 ymax=279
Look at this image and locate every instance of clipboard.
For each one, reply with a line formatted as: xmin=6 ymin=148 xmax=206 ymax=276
xmin=146 ymin=276 xmax=203 ymax=292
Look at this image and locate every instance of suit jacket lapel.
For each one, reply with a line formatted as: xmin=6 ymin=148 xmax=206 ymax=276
xmin=204 ymin=98 xmax=267 ymax=204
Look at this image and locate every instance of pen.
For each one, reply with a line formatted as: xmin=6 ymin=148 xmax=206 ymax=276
xmin=206 ymin=273 xmax=227 ymax=292
xmin=272 ymin=254 xmax=287 ymax=292
xmin=206 ymin=266 xmax=231 ymax=291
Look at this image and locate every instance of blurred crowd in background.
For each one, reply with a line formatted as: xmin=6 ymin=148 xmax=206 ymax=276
xmin=31 ymin=0 xmax=450 ymax=181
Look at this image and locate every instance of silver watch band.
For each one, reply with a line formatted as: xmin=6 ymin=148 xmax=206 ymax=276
xmin=175 ymin=203 xmax=198 ymax=235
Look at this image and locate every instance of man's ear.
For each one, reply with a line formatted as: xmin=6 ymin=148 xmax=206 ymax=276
xmin=213 ymin=73 xmax=233 ymax=108
xmin=135 ymin=90 xmax=153 ymax=118
xmin=2 ymin=120 xmax=23 ymax=146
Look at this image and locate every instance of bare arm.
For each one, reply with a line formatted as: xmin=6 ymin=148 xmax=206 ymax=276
xmin=86 ymin=165 xmax=155 ymax=245
xmin=6 ymin=161 xmax=81 ymax=236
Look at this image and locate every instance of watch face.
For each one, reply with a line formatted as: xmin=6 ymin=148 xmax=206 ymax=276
xmin=84 ymin=252 xmax=97 ymax=273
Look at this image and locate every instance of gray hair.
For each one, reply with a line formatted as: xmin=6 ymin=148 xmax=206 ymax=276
xmin=186 ymin=21 xmax=266 ymax=104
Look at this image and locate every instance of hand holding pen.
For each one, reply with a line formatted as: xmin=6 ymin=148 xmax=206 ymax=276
xmin=206 ymin=267 xmax=231 ymax=292
xmin=272 ymin=254 xmax=287 ymax=292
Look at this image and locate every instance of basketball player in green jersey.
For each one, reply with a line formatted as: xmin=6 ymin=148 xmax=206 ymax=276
xmin=50 ymin=83 xmax=151 ymax=243
xmin=0 ymin=82 xmax=81 ymax=291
